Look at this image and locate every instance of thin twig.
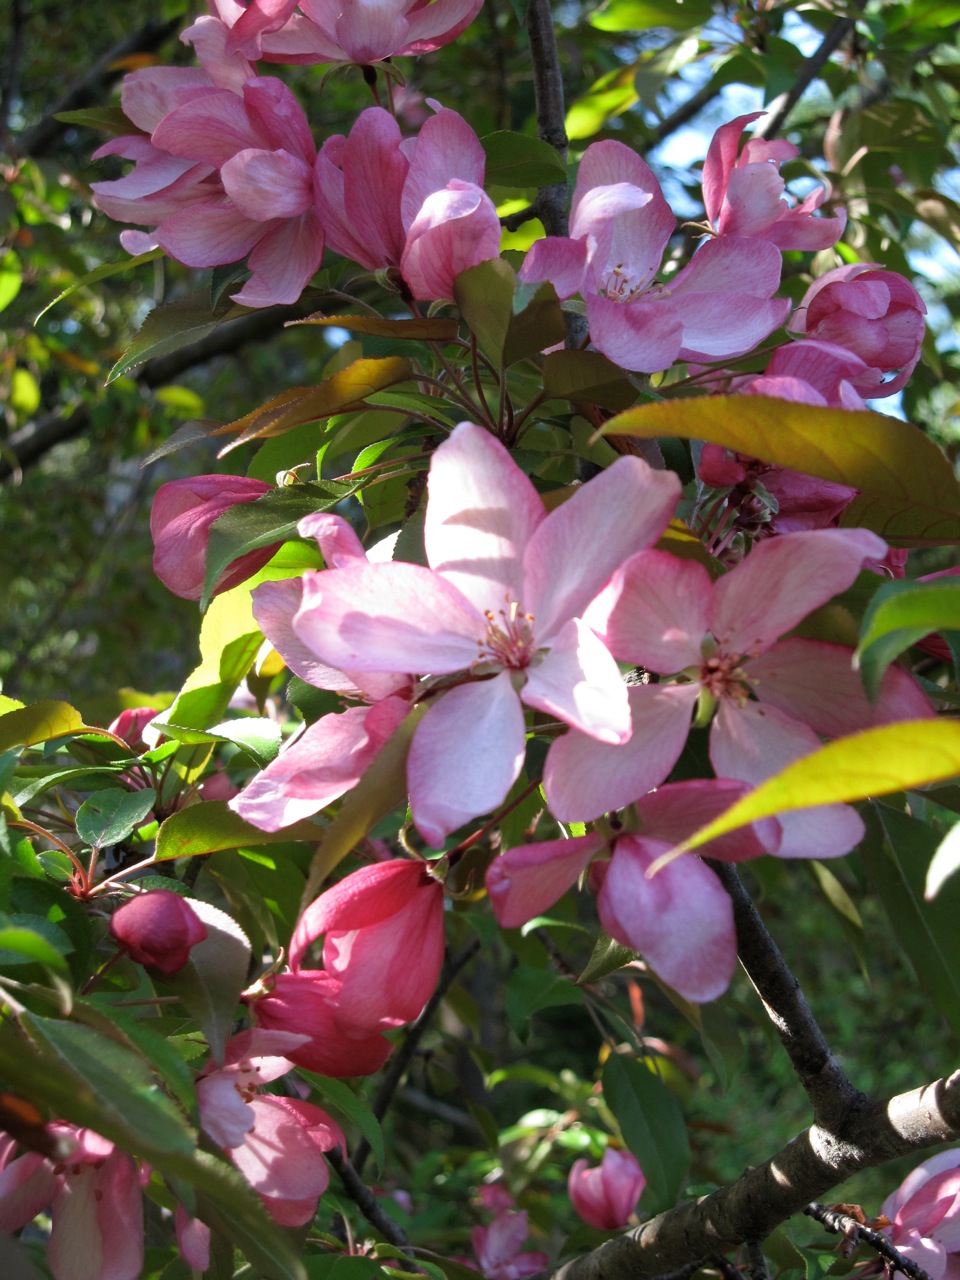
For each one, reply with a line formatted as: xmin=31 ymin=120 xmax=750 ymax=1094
xmin=326 ymin=1147 xmax=416 ymax=1256
xmin=351 ymin=939 xmax=482 ymax=1176
xmin=804 ymin=1204 xmax=934 ymax=1280
xmin=754 ymin=6 xmax=864 ymax=139
xmin=745 ymin=1241 xmax=769 ymax=1280
xmin=706 ymin=861 xmax=867 ymax=1129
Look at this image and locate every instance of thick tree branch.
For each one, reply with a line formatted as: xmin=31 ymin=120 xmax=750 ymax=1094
xmin=707 ymin=862 xmax=866 ymax=1130
xmin=526 ymin=0 xmax=569 ymax=240
xmin=555 ymin=1071 xmax=960 ymax=1280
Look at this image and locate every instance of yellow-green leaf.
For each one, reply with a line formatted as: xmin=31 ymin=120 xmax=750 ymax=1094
xmin=600 ymin=397 xmax=960 ymax=546
xmin=666 ymin=719 xmax=960 ymax=858
xmin=155 ymin=801 xmax=321 ymax=861
xmin=0 ymin=701 xmax=84 ymax=752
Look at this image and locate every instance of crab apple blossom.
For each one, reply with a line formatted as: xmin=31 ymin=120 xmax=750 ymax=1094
xmin=150 ymin=474 xmax=278 ymax=600
xmin=486 ymin=780 xmax=780 ymax=1001
xmin=568 ymin=1148 xmax=646 ymax=1230
xmin=580 ymin=530 xmax=932 ymax=855
xmin=520 ymin=138 xmax=788 ymax=373
xmin=0 ymin=1125 xmax=144 ymax=1280
xmin=109 ymin=889 xmax=208 ymax=975
xmin=702 ymin=112 xmax=846 ymax=249
xmin=291 ymin=421 xmax=680 ymax=845
xmin=251 ymin=861 xmax=445 ymax=1073
xmin=153 ymin=75 xmax=325 ymax=305
xmin=788 ymin=264 xmax=927 ymax=396
xmin=879 ymin=1149 xmax=960 ymax=1280
xmin=197 ymin=1029 xmax=344 ymax=1225
xmin=697 ymin=445 xmax=857 ymax=538
xmin=185 ymin=0 xmax=484 ymax=69
xmin=472 ymin=1210 xmax=550 ymax=1280
xmin=316 ymin=104 xmax=500 ymax=300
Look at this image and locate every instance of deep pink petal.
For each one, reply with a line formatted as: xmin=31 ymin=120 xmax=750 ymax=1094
xmin=522 ymin=454 xmax=680 ymax=637
xmin=151 ymin=91 xmax=264 ymax=163
xmin=424 ymin=422 xmax=545 ymax=613
xmin=523 ymin=618 xmax=631 ymax=743
xmin=598 ymin=836 xmax=736 ymax=1002
xmin=702 ymin=114 xmax=763 ymax=226
xmin=157 ymin=200 xmax=262 ymax=267
xmin=710 ymin=700 xmax=865 ymax=859
xmin=120 ymin=67 xmax=219 ymax=133
xmin=221 ymin=148 xmax=313 ymax=220
xmin=572 ymin=140 xmax=674 ymax=253
xmin=232 ymin=208 xmax=324 ymax=306
xmin=400 ymin=0 xmax=484 ymax=51
xmin=401 ymin=181 xmax=502 ymax=301
xmin=519 ymin=235 xmax=589 ymax=300
xmin=486 ymin=834 xmax=605 ymax=928
xmin=636 ymin=779 xmax=781 ymax=862
xmin=710 ymin=529 xmax=888 ymax=656
xmin=294 ymin=561 xmax=483 ymax=674
xmin=400 ymin=107 xmax=486 ymax=231
xmin=543 ymin=683 xmax=696 ymax=823
xmin=408 ymin=671 xmax=526 ymax=846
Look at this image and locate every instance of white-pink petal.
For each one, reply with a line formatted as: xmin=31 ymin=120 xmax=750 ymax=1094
xmin=523 ymin=618 xmax=631 ymax=743
xmin=599 ymin=549 xmax=710 ymax=670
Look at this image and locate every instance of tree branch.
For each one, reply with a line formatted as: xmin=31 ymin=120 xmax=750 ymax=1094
xmin=706 ymin=862 xmax=867 ymax=1130
xmin=326 ymin=1147 xmax=415 ymax=1255
xmin=754 ymin=6 xmax=863 ymax=140
xmin=555 ymin=1071 xmax=960 ymax=1280
xmin=526 ymin=0 xmax=569 ymax=240
xmin=351 ymin=939 xmax=481 ymax=1177
xmin=804 ymin=1203 xmax=934 ymax=1280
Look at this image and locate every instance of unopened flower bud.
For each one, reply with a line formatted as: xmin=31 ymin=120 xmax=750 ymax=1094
xmin=110 ymin=889 xmax=208 ymax=975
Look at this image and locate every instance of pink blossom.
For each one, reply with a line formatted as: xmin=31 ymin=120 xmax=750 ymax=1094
xmin=697 ymin=446 xmax=857 ymax=539
xmin=789 ymin=265 xmax=927 ymax=396
xmin=109 ymin=889 xmax=208 ymax=975
xmin=316 ymin=105 xmax=500 ymax=299
xmin=0 ymin=1125 xmax=143 ymax=1280
xmin=252 ymin=861 xmax=445 ymax=1073
xmin=702 ymin=112 xmax=846 ymax=250
xmin=880 ymin=1150 xmax=960 ymax=1280
xmin=107 ymin=707 xmax=158 ymax=751
xmin=151 ymin=474 xmax=277 ymax=600
xmin=472 ymin=1210 xmax=550 ymax=1280
xmin=197 ymin=1029 xmax=344 ymax=1225
xmin=291 ymin=422 xmax=680 ymax=845
xmin=568 ymin=1148 xmax=646 ymax=1230
xmin=486 ymin=781 xmax=780 ymax=1001
xmin=184 ymin=0 xmax=484 ymax=68
xmin=580 ymin=530 xmax=932 ymax=856
xmin=520 ymin=139 xmax=788 ymax=373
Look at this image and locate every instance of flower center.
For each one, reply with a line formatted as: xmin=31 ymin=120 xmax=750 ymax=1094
xmin=475 ymin=597 xmax=537 ymax=671
xmin=601 ymin=265 xmax=668 ymax=305
xmin=699 ymin=650 xmax=751 ymax=706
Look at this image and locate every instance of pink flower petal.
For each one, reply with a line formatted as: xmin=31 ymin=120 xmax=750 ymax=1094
xmin=543 ymin=683 xmax=697 ymax=823
xmin=598 ymin=836 xmax=736 ymax=1002
xmin=231 ymin=207 xmax=324 ymax=306
xmin=400 ymin=107 xmax=487 ymax=232
xmin=221 ymin=148 xmax=314 ymax=220
xmin=424 ymin=422 xmax=545 ymax=613
xmin=523 ymin=618 xmax=631 ymax=743
xmin=408 ymin=671 xmax=526 ymax=846
xmin=485 ymin=834 xmax=604 ymax=928
xmin=598 ymin=549 xmax=711 ymax=670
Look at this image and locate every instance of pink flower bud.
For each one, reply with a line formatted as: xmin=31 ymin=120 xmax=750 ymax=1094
xmin=107 ymin=707 xmax=157 ymax=752
xmin=110 ymin=890 xmax=208 ymax=975
xmin=150 ymin=475 xmax=278 ymax=601
xmin=568 ymin=1148 xmax=646 ymax=1230
xmin=790 ymin=265 xmax=926 ymax=397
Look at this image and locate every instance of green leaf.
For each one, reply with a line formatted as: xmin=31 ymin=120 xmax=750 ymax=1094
xmin=481 ymin=131 xmax=568 ymax=187
xmin=295 ymin=314 xmax=459 ymax=341
xmin=862 ymin=805 xmax=960 ymax=1039
xmin=14 ymin=1015 xmax=196 ymax=1155
xmin=602 ymin=397 xmax=960 ymax=546
xmin=75 ymin=787 xmax=157 ymax=849
xmin=54 ymin=105 xmax=137 ymax=134
xmin=165 ymin=901 xmax=252 ymax=1064
xmin=505 ymin=964 xmax=581 ymax=1036
xmin=302 ymin=1072 xmax=385 ymax=1172
xmin=73 ymin=997 xmax=197 ymax=1115
xmin=542 ymin=350 xmax=637 ymax=411
xmin=566 ymin=64 xmax=639 ymax=141
xmin=155 ymin=801 xmax=321 ymax=862
xmin=589 ymin=0 xmax=714 ymax=31
xmin=0 ymin=917 xmax=71 ymax=969
xmin=0 ymin=251 xmax=22 ymax=314
xmin=602 ymin=1053 xmax=690 ymax=1213
xmin=215 ymin=357 xmax=414 ymax=454
xmin=454 ymin=259 xmax=565 ymax=367
xmin=857 ymin=578 xmax=960 ymax=698
xmin=0 ymin=700 xmax=84 ymax=751
xmin=36 ymin=249 xmax=162 ymax=321
xmin=578 ymin=932 xmax=637 ymax=983
xmin=665 ymin=720 xmax=960 ymax=859
xmin=107 ymin=291 xmax=246 ymax=383
xmin=202 ymin=483 xmax=346 ymax=606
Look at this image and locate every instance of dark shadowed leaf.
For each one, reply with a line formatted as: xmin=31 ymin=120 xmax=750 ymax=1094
xmin=602 ymin=1052 xmax=690 ymax=1213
